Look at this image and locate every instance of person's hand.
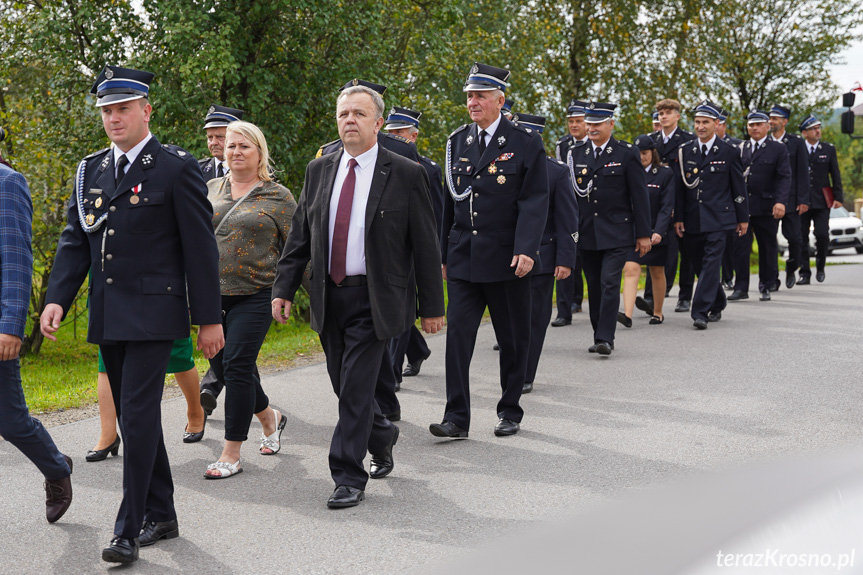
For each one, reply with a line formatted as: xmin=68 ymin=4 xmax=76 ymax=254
xmin=737 ymin=222 xmax=749 ymax=236
xmin=441 ymin=264 xmax=447 ymax=281
xmin=197 ymin=324 xmax=224 ymax=359
xmin=272 ymin=298 xmax=292 ymax=325
xmin=798 ymin=204 xmax=809 ymax=215
xmin=651 ymin=233 xmax=662 ymax=246
xmin=510 ymin=254 xmax=534 ymax=277
xmin=674 ymin=222 xmax=685 ymax=238
xmin=40 ymin=303 xmax=64 ymax=342
xmin=772 ymin=203 xmax=786 ymax=219
xmin=833 ymin=200 xmax=843 ymax=209
xmin=421 ymin=316 xmax=445 ymax=334
xmin=636 ymin=237 xmax=651 ymax=257
xmin=554 ymin=266 xmax=571 ymax=280
xmin=0 ymin=334 xmax=22 ymax=361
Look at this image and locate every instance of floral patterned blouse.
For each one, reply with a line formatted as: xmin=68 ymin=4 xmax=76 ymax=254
xmin=207 ymin=178 xmax=297 ymax=296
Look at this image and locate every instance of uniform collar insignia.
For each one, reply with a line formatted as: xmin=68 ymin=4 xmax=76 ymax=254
xmin=712 ymin=146 xmax=718 ymax=152
xmin=141 ymin=154 xmax=153 ymax=167
xmin=466 ymin=135 xmax=474 ymax=145
xmin=606 ymin=146 xmax=613 ymax=154
xmin=99 ymin=155 xmax=111 ymax=171
xmin=498 ymin=135 xmax=506 ymax=146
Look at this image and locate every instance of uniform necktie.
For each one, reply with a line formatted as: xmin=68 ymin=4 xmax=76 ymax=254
xmin=330 ymin=158 xmax=358 ymax=285
xmin=594 ymin=146 xmax=601 ymax=159
xmin=216 ymin=162 xmax=224 ymax=178
xmin=701 ymin=144 xmax=708 ymax=158
xmin=753 ymin=142 xmax=759 ymax=153
xmin=115 ymin=155 xmax=128 ymax=185
xmin=478 ymin=130 xmax=487 ymax=155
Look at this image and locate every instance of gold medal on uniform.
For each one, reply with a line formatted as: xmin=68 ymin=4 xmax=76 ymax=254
xmin=577 ymin=178 xmax=583 ymax=184
xmin=488 ymin=164 xmax=497 ymax=174
xmin=693 ymin=168 xmax=699 ymax=174
xmin=497 ymin=175 xmax=506 ymax=185
xmin=581 ymin=168 xmax=587 ymax=175
xmin=94 ymin=197 xmax=103 ymax=208
xmin=85 ymin=213 xmax=95 ymax=226
xmin=130 ymin=183 xmax=141 ymax=204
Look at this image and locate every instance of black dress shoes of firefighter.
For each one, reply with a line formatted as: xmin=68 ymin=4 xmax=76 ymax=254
xmin=139 ymin=519 xmax=179 ymax=547
xmin=429 ymin=421 xmax=469 ymax=439
xmin=494 ymin=419 xmax=520 ymax=436
xmin=327 ymin=485 xmax=364 ymax=509
xmin=369 ymin=425 xmax=398 ymax=479
xmin=102 ymin=537 xmax=139 ymax=564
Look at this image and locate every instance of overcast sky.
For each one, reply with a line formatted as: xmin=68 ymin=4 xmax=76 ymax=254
xmin=831 ymin=36 xmax=863 ymax=106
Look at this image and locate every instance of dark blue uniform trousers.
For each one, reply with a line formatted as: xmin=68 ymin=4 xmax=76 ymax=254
xmin=444 ymin=276 xmax=529 ymax=430
xmin=780 ymin=210 xmax=804 ymax=278
xmin=721 ymin=230 xmax=735 ymax=284
xmin=100 ymin=340 xmax=175 ymax=539
xmin=374 ymin=342 xmax=400 ymax=416
xmin=389 ymin=325 xmax=430 ymax=382
xmin=526 ymin=273 xmax=555 ymax=384
xmin=319 ymin=285 xmax=396 ymax=490
xmin=800 ymin=208 xmax=830 ymax=278
xmin=684 ymin=231 xmax=727 ymax=322
xmin=733 ymin=215 xmax=779 ymax=293
xmin=580 ymin=247 xmax=628 ymax=344
xmin=555 ymin=256 xmax=583 ymax=321
xmin=0 ymin=358 xmax=71 ymax=480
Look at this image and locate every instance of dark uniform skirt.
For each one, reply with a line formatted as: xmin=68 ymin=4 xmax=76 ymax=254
xmin=626 ymin=244 xmax=668 ymax=267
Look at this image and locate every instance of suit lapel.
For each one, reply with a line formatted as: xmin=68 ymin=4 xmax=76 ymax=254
xmin=116 ymin=137 xmax=160 ymax=196
xmin=365 ymin=147 xmax=391 ymax=234
xmin=464 ymin=124 xmax=482 ymax=169
xmin=320 ymin=151 xmax=341 ymax=258
xmin=96 ymin=155 xmax=117 ymax=200
xmin=477 ymin=117 xmax=510 ymax=170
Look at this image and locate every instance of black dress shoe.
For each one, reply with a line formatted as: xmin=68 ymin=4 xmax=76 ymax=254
xmin=797 ymin=275 xmax=810 ymax=285
xmin=45 ymin=454 xmax=72 ymax=523
xmin=492 ymin=343 xmax=500 ymax=350
xmin=693 ymin=318 xmax=708 ymax=330
xmin=635 ymin=296 xmax=654 ymax=316
xmin=768 ymin=283 xmax=780 ymax=292
xmin=721 ymin=281 xmax=735 ymax=291
xmin=616 ymin=312 xmax=632 ymax=328
xmin=429 ymin=421 xmax=468 ymax=439
xmin=383 ymin=410 xmax=401 ymax=422
xmin=494 ymin=418 xmax=520 ymax=436
xmin=759 ymin=289 xmax=771 ymax=301
xmin=785 ymin=272 xmax=796 ymax=289
xmin=403 ymin=349 xmax=431 ymax=377
xmin=522 ymin=382 xmax=533 ymax=394
xmin=707 ymin=311 xmax=722 ymax=322
xmin=369 ymin=425 xmax=398 ymax=479
xmin=551 ymin=317 xmax=571 ymax=327
xmin=588 ymin=343 xmax=598 ymax=353
xmin=327 ymin=485 xmax=364 ymax=509
xmin=183 ymin=412 xmax=207 ymax=444
xmin=86 ymin=436 xmax=120 ymax=462
xmin=595 ymin=341 xmax=613 ymax=356
xmin=727 ymin=290 xmax=748 ymax=301
xmin=139 ymin=519 xmax=179 ymax=547
xmin=816 ymin=270 xmax=825 ymax=283
xmin=102 ymin=536 xmax=139 ymax=563
xmin=674 ymin=300 xmax=690 ymax=313
xmin=200 ymin=388 xmax=217 ymax=416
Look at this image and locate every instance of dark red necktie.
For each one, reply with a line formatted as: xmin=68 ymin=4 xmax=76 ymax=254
xmin=330 ymin=158 xmax=358 ymax=285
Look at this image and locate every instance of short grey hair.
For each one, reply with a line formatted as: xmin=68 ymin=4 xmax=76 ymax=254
xmin=337 ymin=86 xmax=385 ymax=119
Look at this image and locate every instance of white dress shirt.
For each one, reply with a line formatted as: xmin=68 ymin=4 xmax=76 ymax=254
xmin=697 ymin=134 xmax=717 ymax=157
xmin=662 ymin=127 xmax=677 ymax=144
xmin=113 ymin=132 xmax=153 ymax=179
xmin=750 ymin=135 xmax=768 ymax=151
xmin=328 ymin=143 xmax=379 ymax=277
xmin=479 ymin=113 xmax=502 ymax=147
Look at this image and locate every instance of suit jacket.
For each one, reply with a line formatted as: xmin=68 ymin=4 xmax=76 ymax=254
xmin=772 ymin=132 xmax=810 ymax=209
xmin=741 ymin=138 xmax=792 ymax=217
xmin=676 ymin=138 xmax=748 ymax=233
xmin=441 ymin=115 xmax=549 ymax=282
xmin=273 ymin=146 xmax=444 ymax=340
xmin=645 ymin=165 xmax=675 ymax=246
xmin=652 ymin=127 xmax=695 ymax=169
xmin=532 ymin=157 xmax=578 ymax=275
xmin=198 ymin=156 xmax=222 ymax=182
xmin=570 ymin=137 xmax=651 ymax=250
xmin=317 ymin=132 xmax=420 ymax=163
xmin=419 ymin=155 xmax=444 ymax=233
xmin=46 ymin=136 xmax=222 ymax=343
xmin=806 ymin=141 xmax=843 ymax=209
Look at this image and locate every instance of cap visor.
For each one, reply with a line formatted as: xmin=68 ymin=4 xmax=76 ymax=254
xmin=203 ymin=121 xmax=231 ymax=129
xmin=463 ymin=84 xmax=501 ymax=92
xmin=384 ymin=122 xmax=413 ymax=130
xmin=96 ymin=94 xmax=145 ymax=107
xmin=584 ymin=117 xmax=612 ymax=124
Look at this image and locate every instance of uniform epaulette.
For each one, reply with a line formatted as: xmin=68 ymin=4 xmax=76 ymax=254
xmin=197 ymin=157 xmax=210 ymax=165
xmin=556 ymin=134 xmax=569 ymax=144
xmin=510 ymin=122 xmax=533 ymax=135
xmin=84 ymin=147 xmax=110 ymax=160
xmin=420 ymin=156 xmax=437 ymax=167
xmin=315 ymin=139 xmax=341 ymax=159
xmin=823 ymin=142 xmax=835 ymax=149
xmin=383 ymin=132 xmax=412 ymax=144
xmin=555 ymin=159 xmax=566 ymax=165
xmin=448 ymin=124 xmax=470 ymax=139
xmin=161 ymin=144 xmax=193 ymax=158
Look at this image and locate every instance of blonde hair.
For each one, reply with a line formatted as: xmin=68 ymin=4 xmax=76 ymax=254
xmin=225 ymin=120 xmax=274 ymax=182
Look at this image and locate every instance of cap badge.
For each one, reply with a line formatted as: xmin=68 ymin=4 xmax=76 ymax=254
xmin=208 ymin=106 xmax=216 ymax=115
xmin=471 ymin=64 xmax=479 ymax=74
xmin=105 ymin=68 xmax=114 ymax=80
xmin=589 ymin=103 xmax=595 ymax=109
xmin=352 ymin=79 xmax=359 ymax=86
xmin=389 ymin=107 xmax=396 ymax=116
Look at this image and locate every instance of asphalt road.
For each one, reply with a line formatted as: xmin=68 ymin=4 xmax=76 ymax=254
xmin=2 ymin=263 xmax=862 ymax=574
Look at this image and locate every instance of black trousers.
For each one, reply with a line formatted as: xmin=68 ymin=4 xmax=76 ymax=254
xmin=526 ymin=273 xmax=554 ymax=384
xmin=800 ymin=208 xmax=830 ymax=277
xmin=780 ymin=210 xmax=804 ymax=277
xmin=319 ymin=284 xmax=396 ymax=490
xmin=207 ymin=289 xmax=271 ymax=442
xmin=555 ymin=254 xmax=583 ymax=321
xmin=374 ymin=342 xmax=400 ymax=416
xmin=444 ymin=276 xmax=530 ymax=430
xmin=100 ymin=340 xmax=175 ymax=539
xmin=644 ymin=233 xmax=679 ymax=299
xmin=388 ymin=324 xmax=430 ymax=383
xmin=580 ymin=246 xmax=628 ymax=344
xmin=684 ymin=231 xmax=727 ymax=321
xmin=721 ymin=230 xmax=735 ymax=284
xmin=732 ymin=215 xmax=779 ymax=293
xmin=406 ymin=325 xmax=430 ymax=363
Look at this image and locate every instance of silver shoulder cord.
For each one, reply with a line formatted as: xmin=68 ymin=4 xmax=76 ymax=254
xmin=567 ymin=149 xmax=592 ymax=198
xmin=76 ymin=159 xmax=109 ymax=233
xmin=679 ymin=147 xmax=700 ymax=189
xmin=739 ymin=142 xmax=751 ymax=183
xmin=445 ymin=136 xmax=475 ymax=227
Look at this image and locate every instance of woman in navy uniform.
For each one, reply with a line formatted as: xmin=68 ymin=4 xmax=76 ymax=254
xmin=620 ymin=135 xmax=674 ymax=326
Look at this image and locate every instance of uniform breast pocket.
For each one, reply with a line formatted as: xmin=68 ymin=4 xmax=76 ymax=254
xmin=600 ymin=166 xmax=623 ymax=180
xmin=129 ymin=191 xmax=166 ymax=234
xmin=709 ymin=163 xmax=728 ymax=173
xmin=487 ymin=162 xmax=519 ymax=193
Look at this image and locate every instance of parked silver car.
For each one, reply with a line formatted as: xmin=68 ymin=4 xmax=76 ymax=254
xmin=778 ymin=206 xmax=863 ymax=255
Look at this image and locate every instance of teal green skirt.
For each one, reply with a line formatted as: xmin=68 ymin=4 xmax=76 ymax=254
xmin=97 ymin=337 xmax=196 ymax=374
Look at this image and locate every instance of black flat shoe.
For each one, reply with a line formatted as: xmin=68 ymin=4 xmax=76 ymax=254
xmin=551 ymin=317 xmax=571 ymax=327
xmin=588 ymin=343 xmax=598 ymax=353
xmin=327 ymin=485 xmax=364 ymax=509
xmin=617 ymin=312 xmax=632 ymax=328
xmin=693 ymin=319 xmax=708 ymax=330
xmin=102 ymin=536 xmax=139 ymax=564
xmin=494 ymin=418 xmax=520 ymax=436
xmin=522 ymin=382 xmax=533 ymax=394
xmin=635 ymin=296 xmax=654 ymax=316
xmin=429 ymin=421 xmax=468 ymax=439
xmin=649 ymin=315 xmax=664 ymax=325
xmin=403 ymin=349 xmax=431 ymax=377
xmin=139 ymin=519 xmax=179 ymax=547
xmin=595 ymin=341 xmax=613 ymax=356
xmin=183 ymin=412 xmax=207 ymax=443
xmin=200 ymin=388 xmax=217 ymax=416
xmin=86 ymin=436 xmax=120 ymax=462
xmin=369 ymin=425 xmax=398 ymax=479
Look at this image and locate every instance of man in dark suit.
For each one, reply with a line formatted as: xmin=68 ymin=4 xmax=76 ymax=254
xmin=431 ymin=62 xmax=547 ymax=439
xmin=569 ymin=102 xmax=651 ymax=355
xmin=40 ymin=66 xmax=224 ymax=563
xmin=674 ymin=100 xmax=749 ymax=329
xmin=717 ymin=109 xmax=742 ymax=290
xmin=728 ymin=110 xmax=791 ymax=302
xmin=769 ymin=104 xmax=810 ymax=289
xmin=552 ymin=98 xmax=589 ymax=327
xmin=647 ymin=99 xmax=695 ymax=313
xmin=514 ymin=113 xmax=577 ymax=393
xmin=272 ymin=85 xmax=444 ymax=509
xmin=798 ymin=114 xmax=843 ymax=284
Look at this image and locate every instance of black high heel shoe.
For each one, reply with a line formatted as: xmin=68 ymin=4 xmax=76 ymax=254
xmin=183 ymin=412 xmax=207 ymax=443
xmin=86 ymin=436 xmax=121 ymax=462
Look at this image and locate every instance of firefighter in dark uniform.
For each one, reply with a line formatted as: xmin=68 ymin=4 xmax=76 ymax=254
xmin=430 ymin=62 xmax=548 ymax=438
xmin=728 ymin=109 xmax=791 ymax=302
xmin=569 ymin=102 xmax=651 ymax=355
xmin=551 ymin=98 xmax=589 ymax=327
xmin=768 ymin=104 xmax=810 ymax=289
xmin=40 ymin=66 xmax=223 ymax=563
xmin=197 ymin=105 xmax=244 ymax=182
xmin=798 ymin=114 xmax=844 ymax=284
xmin=673 ymin=100 xmax=748 ymax=329
xmin=514 ymin=113 xmax=577 ymax=393
xmin=502 ymin=98 xmax=514 ymax=120
xmin=717 ymin=108 xmax=742 ymax=290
